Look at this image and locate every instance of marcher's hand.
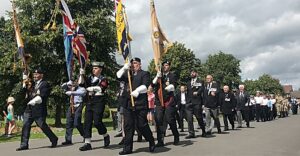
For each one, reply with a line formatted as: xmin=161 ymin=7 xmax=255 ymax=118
xmin=193 ymin=92 xmax=198 ymax=96
xmin=65 ymin=91 xmax=72 ymax=96
xmin=211 ymin=91 xmax=216 ymax=96
xmin=86 ymin=87 xmax=94 ymax=92
xmin=156 ymin=72 xmax=162 ymax=78
xmin=67 ymin=80 xmax=73 ymax=86
xmin=124 ymin=63 xmax=131 ymax=70
xmin=131 ymin=90 xmax=139 ymax=98
xmin=80 ymin=68 xmax=85 ymax=75
xmin=22 ymin=74 xmax=28 ymax=80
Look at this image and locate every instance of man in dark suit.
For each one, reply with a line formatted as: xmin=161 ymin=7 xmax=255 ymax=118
xmin=203 ymin=75 xmax=221 ymax=135
xmin=17 ymin=68 xmax=58 ymax=151
xmin=235 ymin=84 xmax=250 ymax=128
xmin=185 ymin=70 xmax=206 ymax=138
xmin=176 ymin=85 xmax=187 ymax=132
xmin=152 ymin=61 xmax=179 ymax=147
xmin=116 ymin=57 xmax=155 ymax=155
xmin=219 ymin=85 xmax=236 ymax=131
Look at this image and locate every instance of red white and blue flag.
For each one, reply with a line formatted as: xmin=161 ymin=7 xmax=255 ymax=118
xmin=61 ymin=0 xmax=88 ymax=80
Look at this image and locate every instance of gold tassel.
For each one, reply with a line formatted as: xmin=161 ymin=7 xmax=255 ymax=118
xmin=44 ymin=22 xmax=51 ymax=31
xmin=50 ymin=20 xmax=57 ymax=30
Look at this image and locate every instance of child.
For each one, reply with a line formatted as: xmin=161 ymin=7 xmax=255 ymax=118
xmin=3 ymin=97 xmax=16 ymax=137
xmin=147 ymin=85 xmax=155 ymax=126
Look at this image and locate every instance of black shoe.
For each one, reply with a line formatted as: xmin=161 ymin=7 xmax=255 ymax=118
xmin=104 ymin=135 xmax=110 ymax=147
xmin=114 ymin=133 xmax=122 ymax=138
xmin=173 ymin=137 xmax=179 ymax=145
xmin=218 ymin=129 xmax=222 ymax=134
xmin=118 ymin=138 xmax=124 ymax=145
xmin=149 ymin=144 xmax=156 ymax=152
xmin=232 ymin=125 xmax=235 ymax=130
xmin=51 ymin=139 xmax=58 ymax=148
xmin=119 ymin=150 xmax=132 ymax=155
xmin=16 ymin=146 xmax=29 ymax=151
xmin=79 ymin=143 xmax=92 ymax=151
xmin=224 ymin=127 xmax=229 ymax=131
xmin=185 ymin=135 xmax=195 ymax=139
xmin=206 ymin=131 xmax=212 ymax=135
xmin=237 ymin=126 xmax=242 ymax=128
xmin=155 ymin=142 xmax=165 ymax=147
xmin=247 ymin=124 xmax=250 ymax=128
xmin=62 ymin=141 xmax=73 ymax=145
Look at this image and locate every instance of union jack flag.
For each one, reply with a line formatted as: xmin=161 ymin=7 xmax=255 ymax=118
xmin=61 ymin=0 xmax=88 ymax=80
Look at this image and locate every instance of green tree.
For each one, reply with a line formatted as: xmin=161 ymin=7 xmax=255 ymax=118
xmin=202 ymin=51 xmax=241 ymax=89
xmin=243 ymin=74 xmax=283 ymax=95
xmin=148 ymin=42 xmax=201 ymax=86
xmin=0 ymin=0 xmax=117 ymax=126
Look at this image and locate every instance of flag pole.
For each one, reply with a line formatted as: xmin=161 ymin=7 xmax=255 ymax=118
xmin=123 ymin=6 xmax=135 ymax=107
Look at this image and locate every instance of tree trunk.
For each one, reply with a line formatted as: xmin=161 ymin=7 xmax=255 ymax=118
xmin=54 ymin=102 xmax=62 ymax=127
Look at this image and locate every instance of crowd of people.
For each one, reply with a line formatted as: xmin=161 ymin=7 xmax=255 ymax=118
xmin=1 ymin=57 xmax=299 ymax=155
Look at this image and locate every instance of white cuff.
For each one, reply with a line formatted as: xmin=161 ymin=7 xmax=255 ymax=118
xmin=152 ymin=76 xmax=158 ymax=84
xmin=135 ymin=85 xmax=147 ymax=94
xmin=117 ymin=66 xmax=126 ymax=78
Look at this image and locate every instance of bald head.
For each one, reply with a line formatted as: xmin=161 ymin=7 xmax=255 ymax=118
xmin=206 ymin=75 xmax=213 ymax=83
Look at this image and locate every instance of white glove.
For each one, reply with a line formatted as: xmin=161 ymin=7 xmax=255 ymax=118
xmin=80 ymin=68 xmax=85 ymax=75
xmin=152 ymin=72 xmax=162 ymax=84
xmin=165 ymin=84 xmax=175 ymax=92
xmin=23 ymin=74 xmax=28 ymax=80
xmin=131 ymin=90 xmax=139 ymax=98
xmin=156 ymin=72 xmax=162 ymax=78
xmin=124 ymin=63 xmax=131 ymax=70
xmin=65 ymin=91 xmax=72 ymax=96
xmin=86 ymin=86 xmax=102 ymax=92
xmin=28 ymin=96 xmax=42 ymax=106
xmin=67 ymin=80 xmax=73 ymax=86
xmin=117 ymin=63 xmax=131 ymax=78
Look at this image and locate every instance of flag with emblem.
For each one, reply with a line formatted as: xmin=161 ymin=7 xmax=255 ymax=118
xmin=150 ymin=0 xmax=172 ymax=71
xmin=115 ymin=0 xmax=131 ymax=60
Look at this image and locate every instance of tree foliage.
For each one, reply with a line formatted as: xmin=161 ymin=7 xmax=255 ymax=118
xmin=201 ymin=51 xmax=241 ymax=89
xmin=148 ymin=42 xmax=201 ymax=86
xmin=243 ymin=74 xmax=283 ymax=95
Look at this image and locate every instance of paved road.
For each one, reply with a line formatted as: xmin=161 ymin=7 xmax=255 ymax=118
xmin=1 ymin=115 xmax=300 ymax=156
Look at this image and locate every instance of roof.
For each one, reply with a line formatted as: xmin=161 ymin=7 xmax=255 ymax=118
xmin=283 ymin=85 xmax=293 ymax=94
xmin=290 ymin=91 xmax=300 ymax=98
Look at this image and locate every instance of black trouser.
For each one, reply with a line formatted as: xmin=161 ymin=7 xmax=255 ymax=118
xmin=249 ymin=105 xmax=254 ymax=121
xmin=123 ymin=108 xmax=155 ymax=152
xmin=155 ymin=106 xmax=179 ymax=143
xmin=185 ymin=103 xmax=205 ymax=136
xmin=179 ymin=104 xmax=186 ymax=131
xmin=65 ymin=104 xmax=84 ymax=142
xmin=223 ymin=113 xmax=234 ymax=129
xmin=242 ymin=109 xmax=250 ymax=127
xmin=20 ymin=113 xmax=58 ymax=147
xmin=261 ymin=106 xmax=268 ymax=122
xmin=292 ymin=104 xmax=298 ymax=114
xmin=84 ymin=97 xmax=107 ymax=138
xmin=255 ymin=104 xmax=261 ymax=122
xmin=175 ymin=109 xmax=181 ymax=129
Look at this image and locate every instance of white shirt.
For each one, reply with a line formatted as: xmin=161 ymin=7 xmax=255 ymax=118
xmin=181 ymin=92 xmax=186 ymax=105
xmin=262 ymin=99 xmax=269 ymax=106
xmin=254 ymin=96 xmax=263 ymax=105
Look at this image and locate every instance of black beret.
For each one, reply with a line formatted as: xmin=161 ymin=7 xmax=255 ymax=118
xmin=130 ymin=57 xmax=141 ymax=63
xmin=33 ymin=68 xmax=44 ymax=74
xmin=92 ymin=61 xmax=105 ymax=68
xmin=162 ymin=60 xmax=171 ymax=66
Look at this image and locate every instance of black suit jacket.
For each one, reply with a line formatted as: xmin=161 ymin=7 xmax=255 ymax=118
xmin=219 ymin=92 xmax=236 ymax=114
xmin=25 ymin=80 xmax=51 ymax=117
xmin=117 ymin=70 xmax=150 ymax=110
xmin=235 ymin=91 xmax=250 ymax=111
xmin=203 ymin=82 xmax=220 ymax=108
xmin=186 ymin=78 xmax=204 ymax=105
xmin=175 ymin=91 xmax=187 ymax=109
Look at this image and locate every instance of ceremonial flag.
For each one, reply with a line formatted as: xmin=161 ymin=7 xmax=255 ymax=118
xmin=150 ymin=0 xmax=172 ymax=71
xmin=61 ymin=0 xmax=89 ymax=80
xmin=12 ymin=1 xmax=26 ymax=71
xmin=116 ymin=0 xmax=130 ymax=60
